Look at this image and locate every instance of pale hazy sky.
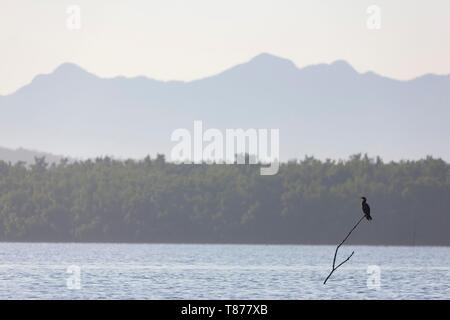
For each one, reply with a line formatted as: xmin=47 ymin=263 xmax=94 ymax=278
xmin=1 ymin=0 xmax=450 ymax=95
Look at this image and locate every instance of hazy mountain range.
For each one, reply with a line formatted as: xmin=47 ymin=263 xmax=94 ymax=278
xmin=0 ymin=146 xmax=64 ymax=164
xmin=1 ymin=53 xmax=449 ymax=161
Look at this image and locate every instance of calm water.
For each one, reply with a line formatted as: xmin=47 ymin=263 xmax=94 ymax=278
xmin=0 ymin=243 xmax=448 ymax=299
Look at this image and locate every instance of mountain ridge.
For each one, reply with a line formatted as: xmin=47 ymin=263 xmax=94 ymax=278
xmin=9 ymin=53 xmax=450 ymax=95
xmin=0 ymin=146 xmax=65 ymax=164
xmin=1 ymin=53 xmax=449 ymax=161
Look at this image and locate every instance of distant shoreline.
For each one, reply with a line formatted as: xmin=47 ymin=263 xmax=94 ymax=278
xmin=0 ymin=241 xmax=448 ymax=247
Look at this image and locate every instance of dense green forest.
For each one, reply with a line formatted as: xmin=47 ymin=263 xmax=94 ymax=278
xmin=0 ymin=154 xmax=448 ymax=245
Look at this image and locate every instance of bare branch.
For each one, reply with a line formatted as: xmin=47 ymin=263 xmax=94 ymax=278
xmin=324 ymin=215 xmax=365 ymax=284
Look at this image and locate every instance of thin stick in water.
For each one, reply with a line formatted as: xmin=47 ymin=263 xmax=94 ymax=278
xmin=323 ymin=215 xmax=365 ymax=284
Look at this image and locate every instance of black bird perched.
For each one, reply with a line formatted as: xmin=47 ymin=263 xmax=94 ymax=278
xmin=361 ymin=197 xmax=372 ymax=220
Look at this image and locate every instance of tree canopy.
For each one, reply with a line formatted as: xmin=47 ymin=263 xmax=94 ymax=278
xmin=0 ymin=154 xmax=448 ymax=245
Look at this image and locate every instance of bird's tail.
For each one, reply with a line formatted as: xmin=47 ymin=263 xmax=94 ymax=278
xmin=366 ymin=214 xmax=372 ymax=221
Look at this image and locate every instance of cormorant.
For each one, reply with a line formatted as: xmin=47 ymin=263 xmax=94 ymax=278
xmin=361 ymin=197 xmax=372 ymax=220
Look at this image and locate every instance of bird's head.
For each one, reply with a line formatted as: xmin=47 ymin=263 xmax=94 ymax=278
xmin=361 ymin=196 xmax=367 ymax=201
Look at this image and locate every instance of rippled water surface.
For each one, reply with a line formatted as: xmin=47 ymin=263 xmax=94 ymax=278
xmin=0 ymin=243 xmax=448 ymax=299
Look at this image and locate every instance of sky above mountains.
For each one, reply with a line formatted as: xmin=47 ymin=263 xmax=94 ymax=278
xmin=1 ymin=0 xmax=450 ymax=95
